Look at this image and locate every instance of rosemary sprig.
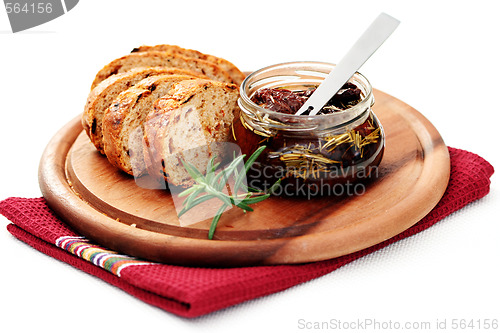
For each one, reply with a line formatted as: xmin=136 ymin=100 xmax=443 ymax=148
xmin=178 ymin=146 xmax=280 ymax=239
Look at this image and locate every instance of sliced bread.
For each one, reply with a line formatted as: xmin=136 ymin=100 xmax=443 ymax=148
xmin=91 ymin=51 xmax=233 ymax=89
xmin=132 ymin=44 xmax=246 ymax=85
xmin=83 ymin=66 xmax=206 ymax=154
xmin=102 ymin=74 xmax=198 ymax=176
xmin=144 ymin=79 xmax=239 ymax=187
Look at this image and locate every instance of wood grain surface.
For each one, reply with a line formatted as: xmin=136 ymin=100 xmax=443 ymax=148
xmin=39 ymin=89 xmax=450 ymax=267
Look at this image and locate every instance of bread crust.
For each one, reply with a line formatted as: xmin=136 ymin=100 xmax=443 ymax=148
xmin=83 ymin=67 xmax=206 ymax=154
xmin=91 ymin=51 xmax=234 ymax=89
xmin=102 ymin=75 xmax=198 ymax=176
xmin=132 ymin=44 xmax=246 ymax=86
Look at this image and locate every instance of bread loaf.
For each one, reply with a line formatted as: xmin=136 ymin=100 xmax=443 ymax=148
xmin=83 ymin=67 xmax=206 ymax=154
xmin=91 ymin=51 xmax=233 ymax=89
xmin=144 ymin=79 xmax=240 ymax=187
xmin=102 ymin=75 xmax=198 ymax=176
xmin=132 ymin=44 xmax=246 ymax=85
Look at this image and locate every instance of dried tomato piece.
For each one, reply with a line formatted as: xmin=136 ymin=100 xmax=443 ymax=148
xmin=251 ymin=83 xmax=362 ymax=115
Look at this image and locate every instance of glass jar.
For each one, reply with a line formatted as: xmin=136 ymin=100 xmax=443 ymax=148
xmin=233 ymin=61 xmax=385 ymax=197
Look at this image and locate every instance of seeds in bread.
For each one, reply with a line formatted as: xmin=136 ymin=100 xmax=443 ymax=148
xmin=91 ymin=51 xmax=233 ymax=89
xmin=144 ymin=79 xmax=239 ymax=187
xmin=132 ymin=44 xmax=246 ymax=85
xmin=102 ymin=75 xmax=198 ymax=176
xmin=83 ymin=67 xmax=207 ymax=154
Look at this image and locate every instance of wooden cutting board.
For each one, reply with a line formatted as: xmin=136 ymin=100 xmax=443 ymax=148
xmin=39 ymin=89 xmax=450 ymax=267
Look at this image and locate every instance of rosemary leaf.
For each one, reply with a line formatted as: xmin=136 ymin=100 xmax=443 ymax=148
xmin=178 ymin=185 xmax=200 ymax=197
xmin=181 ymin=159 xmax=205 ymax=181
xmin=235 ymin=201 xmax=254 ymax=212
xmin=268 ymin=178 xmax=282 ymax=194
xmin=204 ymin=156 xmax=217 ymax=184
xmin=178 ymin=193 xmax=215 ymax=218
xmin=206 ymin=156 xmax=216 ymax=174
xmin=245 ymin=146 xmax=266 ymax=171
xmin=213 ymin=155 xmax=245 ymax=184
xmin=240 ymin=193 xmax=270 ymax=205
xmin=234 ymin=146 xmax=266 ymax=193
xmin=185 ymin=194 xmax=215 ymax=210
xmin=183 ymin=186 xmax=206 ymax=210
xmin=215 ymin=166 xmax=233 ymax=192
xmin=247 ymin=186 xmax=262 ymax=193
xmin=208 ymin=204 xmax=228 ymax=240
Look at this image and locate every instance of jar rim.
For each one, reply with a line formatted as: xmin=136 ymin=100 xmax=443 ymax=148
xmin=239 ymin=61 xmax=373 ymax=124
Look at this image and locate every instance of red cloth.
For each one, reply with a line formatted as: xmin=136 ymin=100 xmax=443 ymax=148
xmin=0 ymin=147 xmax=494 ymax=318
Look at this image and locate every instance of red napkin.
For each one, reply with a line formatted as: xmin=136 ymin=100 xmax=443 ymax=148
xmin=0 ymin=147 xmax=494 ymax=318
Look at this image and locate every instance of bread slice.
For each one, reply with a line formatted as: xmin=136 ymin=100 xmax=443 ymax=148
xmin=91 ymin=51 xmax=233 ymax=89
xmin=132 ymin=44 xmax=246 ymax=85
xmin=83 ymin=67 xmax=207 ymax=154
xmin=144 ymin=79 xmax=239 ymax=187
xmin=102 ymin=75 xmax=199 ymax=176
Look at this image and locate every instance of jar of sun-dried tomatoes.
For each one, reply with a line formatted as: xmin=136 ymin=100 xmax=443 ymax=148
xmin=232 ymin=61 xmax=385 ymax=197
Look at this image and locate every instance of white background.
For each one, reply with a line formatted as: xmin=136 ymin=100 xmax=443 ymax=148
xmin=1 ymin=1 xmax=499 ymax=332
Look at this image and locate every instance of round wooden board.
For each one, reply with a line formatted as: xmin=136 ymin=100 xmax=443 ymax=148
xmin=39 ymin=89 xmax=450 ymax=267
